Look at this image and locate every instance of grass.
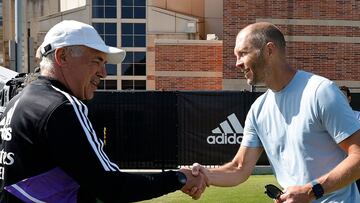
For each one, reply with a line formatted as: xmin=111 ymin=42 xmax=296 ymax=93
xmin=138 ymin=175 xmax=279 ymax=203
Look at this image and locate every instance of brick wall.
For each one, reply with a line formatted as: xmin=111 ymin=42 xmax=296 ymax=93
xmin=156 ymin=77 xmax=222 ymax=90
xmin=223 ymin=0 xmax=360 ymax=81
xmin=155 ymin=41 xmax=223 ymax=90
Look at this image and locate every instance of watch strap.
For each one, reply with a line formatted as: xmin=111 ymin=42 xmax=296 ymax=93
xmin=175 ymin=171 xmax=187 ymax=186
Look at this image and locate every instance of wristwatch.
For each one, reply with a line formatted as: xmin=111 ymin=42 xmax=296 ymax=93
xmin=175 ymin=171 xmax=187 ymax=186
xmin=310 ymin=180 xmax=324 ymax=199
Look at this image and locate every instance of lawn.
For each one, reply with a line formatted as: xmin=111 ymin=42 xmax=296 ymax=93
xmin=138 ymin=175 xmax=279 ymax=203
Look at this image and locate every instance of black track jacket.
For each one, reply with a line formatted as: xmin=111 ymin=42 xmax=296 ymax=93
xmin=0 ymin=76 xmax=183 ymax=203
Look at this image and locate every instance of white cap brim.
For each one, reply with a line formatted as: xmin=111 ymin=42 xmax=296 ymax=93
xmin=86 ymin=44 xmax=126 ymax=64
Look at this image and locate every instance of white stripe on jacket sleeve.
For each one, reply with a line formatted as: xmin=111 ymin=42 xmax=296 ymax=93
xmin=52 ymin=86 xmax=120 ymax=171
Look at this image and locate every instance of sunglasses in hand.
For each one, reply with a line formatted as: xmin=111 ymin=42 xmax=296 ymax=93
xmin=264 ymin=184 xmax=283 ymax=200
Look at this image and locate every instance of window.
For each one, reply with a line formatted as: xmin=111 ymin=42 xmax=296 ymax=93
xmin=122 ymin=80 xmax=146 ymax=90
xmin=121 ymin=0 xmax=146 ymax=19
xmin=93 ymin=23 xmax=117 ymax=47
xmin=99 ymin=80 xmax=117 ymax=90
xmin=93 ymin=23 xmax=118 ymax=76
xmin=92 ymin=0 xmax=117 ymax=18
xmin=121 ymin=23 xmax=146 ymax=47
xmin=122 ymin=51 xmax=146 ymax=76
xmin=106 ymin=64 xmax=117 ymax=76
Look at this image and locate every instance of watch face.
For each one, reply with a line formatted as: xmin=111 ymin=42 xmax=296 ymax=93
xmin=313 ymin=184 xmax=324 ymax=198
xmin=311 ymin=181 xmax=324 ymax=199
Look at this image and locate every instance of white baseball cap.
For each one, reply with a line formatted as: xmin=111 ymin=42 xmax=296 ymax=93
xmin=39 ymin=20 xmax=125 ymax=64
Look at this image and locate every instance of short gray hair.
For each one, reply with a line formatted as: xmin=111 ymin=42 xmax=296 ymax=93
xmin=39 ymin=45 xmax=84 ymax=71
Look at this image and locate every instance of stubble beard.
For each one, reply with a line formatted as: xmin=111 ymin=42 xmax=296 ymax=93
xmin=249 ymin=51 xmax=267 ymax=86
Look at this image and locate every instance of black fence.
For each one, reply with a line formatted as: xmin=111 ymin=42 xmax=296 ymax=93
xmin=87 ymin=91 xmax=265 ymax=169
xmin=87 ymin=91 xmax=360 ymax=170
xmin=352 ymin=93 xmax=360 ymax=111
xmin=88 ymin=91 xmax=178 ymax=169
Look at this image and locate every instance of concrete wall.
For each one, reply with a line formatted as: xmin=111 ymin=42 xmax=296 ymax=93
xmin=148 ymin=0 xmax=223 ymax=40
xmin=60 ymin=0 xmax=86 ymax=12
xmin=147 ymin=6 xmax=199 ymax=35
xmin=149 ymin=0 xmax=204 ymax=17
xmin=37 ymin=6 xmax=90 ymax=42
xmin=204 ymin=0 xmax=223 ymax=40
xmin=2 ymin=0 xmax=15 ymax=68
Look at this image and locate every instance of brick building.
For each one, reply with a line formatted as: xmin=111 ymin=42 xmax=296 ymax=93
xmin=1 ymin=0 xmax=359 ymax=92
xmin=155 ymin=40 xmax=223 ymax=90
xmin=222 ymin=0 xmax=360 ymax=92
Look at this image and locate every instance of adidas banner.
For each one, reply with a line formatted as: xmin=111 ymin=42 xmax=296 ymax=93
xmin=88 ymin=91 xmax=269 ymax=169
xmin=177 ymin=91 xmax=268 ymax=165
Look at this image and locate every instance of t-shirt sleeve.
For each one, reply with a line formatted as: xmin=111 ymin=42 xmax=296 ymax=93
xmin=315 ymin=81 xmax=360 ymax=143
xmin=241 ymin=106 xmax=263 ymax=148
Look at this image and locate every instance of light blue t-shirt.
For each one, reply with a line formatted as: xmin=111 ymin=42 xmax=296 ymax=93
xmin=242 ymin=70 xmax=360 ymax=203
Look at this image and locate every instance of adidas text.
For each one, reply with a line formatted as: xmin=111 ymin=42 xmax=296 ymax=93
xmin=207 ymin=133 xmax=243 ymax=144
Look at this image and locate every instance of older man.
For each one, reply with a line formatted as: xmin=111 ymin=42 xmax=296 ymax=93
xmin=0 ymin=20 xmax=205 ymax=203
xmin=191 ymin=22 xmax=360 ymax=203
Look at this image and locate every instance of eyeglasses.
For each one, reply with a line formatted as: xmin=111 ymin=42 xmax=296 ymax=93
xmin=264 ymin=184 xmax=283 ymax=199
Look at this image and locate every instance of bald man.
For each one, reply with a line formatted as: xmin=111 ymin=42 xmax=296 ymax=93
xmin=190 ymin=22 xmax=360 ymax=203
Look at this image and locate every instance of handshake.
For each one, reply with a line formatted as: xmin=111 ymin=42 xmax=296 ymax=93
xmin=178 ymin=163 xmax=210 ymax=200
